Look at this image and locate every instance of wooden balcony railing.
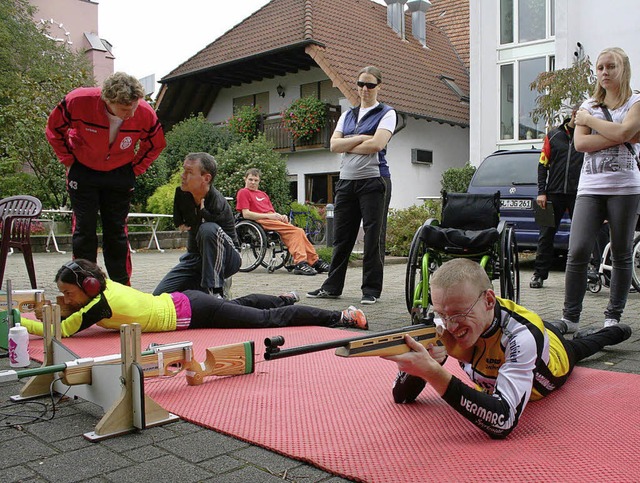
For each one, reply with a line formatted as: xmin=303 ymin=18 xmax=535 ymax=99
xmin=262 ymin=104 xmax=341 ymax=152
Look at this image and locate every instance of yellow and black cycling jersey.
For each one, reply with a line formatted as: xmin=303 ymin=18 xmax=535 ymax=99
xmin=441 ymin=297 xmax=570 ymax=439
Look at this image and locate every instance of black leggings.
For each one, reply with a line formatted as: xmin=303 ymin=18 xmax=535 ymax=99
xmin=564 ymin=194 xmax=640 ymax=322
xmin=545 ymin=321 xmax=628 ymax=376
xmin=185 ymin=291 xmax=342 ymax=329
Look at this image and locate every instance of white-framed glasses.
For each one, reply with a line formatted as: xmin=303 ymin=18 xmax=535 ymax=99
xmin=434 ymin=290 xmax=487 ymax=326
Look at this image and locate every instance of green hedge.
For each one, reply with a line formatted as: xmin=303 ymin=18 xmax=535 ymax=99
xmin=385 ymin=199 xmax=441 ymax=257
xmin=441 ymin=163 xmax=476 ymax=193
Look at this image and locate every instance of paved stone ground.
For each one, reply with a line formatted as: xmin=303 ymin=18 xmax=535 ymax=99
xmin=1 ymin=249 xmax=638 ymax=482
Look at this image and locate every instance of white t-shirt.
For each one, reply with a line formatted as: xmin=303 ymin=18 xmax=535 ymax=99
xmin=334 ymin=102 xmax=397 ymax=180
xmin=578 ymin=93 xmax=640 ymax=195
xmin=105 ymin=109 xmax=124 ymax=146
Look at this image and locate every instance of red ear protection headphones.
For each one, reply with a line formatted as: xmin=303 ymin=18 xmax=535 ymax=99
xmin=63 ymin=261 xmax=102 ymax=298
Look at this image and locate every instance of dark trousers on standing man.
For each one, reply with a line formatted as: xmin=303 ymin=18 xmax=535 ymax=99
xmin=67 ymin=162 xmax=134 ymax=285
xmin=533 ymin=193 xmax=576 ymax=280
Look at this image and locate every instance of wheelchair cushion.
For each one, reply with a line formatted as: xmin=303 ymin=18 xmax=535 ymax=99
xmin=418 ymin=225 xmax=500 ymax=251
xmin=441 ymin=192 xmax=500 ymax=231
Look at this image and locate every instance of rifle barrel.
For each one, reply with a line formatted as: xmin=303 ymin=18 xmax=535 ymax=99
xmin=263 ymin=323 xmax=433 ymax=360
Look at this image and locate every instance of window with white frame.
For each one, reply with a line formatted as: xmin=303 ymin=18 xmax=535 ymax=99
xmin=500 ymin=56 xmax=552 ymax=141
xmin=498 ymin=0 xmax=555 ymax=142
xmin=500 ymin=64 xmax=514 ymax=139
xmin=500 ymin=0 xmax=555 ymax=46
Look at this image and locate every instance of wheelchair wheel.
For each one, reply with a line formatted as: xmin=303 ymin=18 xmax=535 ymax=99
xmin=264 ymin=250 xmax=292 ymax=272
xmin=261 ymin=232 xmax=292 ymax=272
xmin=500 ymin=225 xmax=520 ymax=303
xmin=586 ymin=268 xmax=602 ymax=294
xmin=236 ymin=220 xmax=266 ymax=272
xmin=405 ymin=229 xmax=440 ymax=322
xmin=306 ymin=219 xmax=326 ymax=245
xmin=632 ymin=234 xmax=640 ymax=292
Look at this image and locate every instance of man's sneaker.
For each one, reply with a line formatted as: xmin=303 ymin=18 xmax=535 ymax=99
xmin=529 ymin=275 xmax=544 ymax=289
xmin=340 ymin=306 xmax=369 ymax=330
xmin=306 ymin=288 xmax=340 ymax=299
xmin=361 ymin=294 xmax=377 ymax=305
xmin=392 ymin=371 xmax=427 ymax=404
xmin=293 ymin=261 xmax=317 ymax=276
xmin=548 ymin=318 xmax=579 ymax=335
xmin=279 ymin=291 xmax=300 ymax=305
xmin=312 ymin=259 xmax=331 ymax=274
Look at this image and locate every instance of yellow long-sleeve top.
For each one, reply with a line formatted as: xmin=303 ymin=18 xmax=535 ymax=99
xmin=21 ymin=280 xmax=177 ymax=337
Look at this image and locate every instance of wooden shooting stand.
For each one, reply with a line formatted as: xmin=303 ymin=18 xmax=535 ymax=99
xmin=10 ymin=305 xmax=179 ymax=441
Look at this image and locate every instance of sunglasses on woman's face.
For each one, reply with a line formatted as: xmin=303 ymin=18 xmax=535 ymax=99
xmin=357 ymin=81 xmax=378 ymax=89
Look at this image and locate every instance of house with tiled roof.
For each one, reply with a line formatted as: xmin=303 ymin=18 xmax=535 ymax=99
xmin=156 ymin=0 xmax=470 ymax=209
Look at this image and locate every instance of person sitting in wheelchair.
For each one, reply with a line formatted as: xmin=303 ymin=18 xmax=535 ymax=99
xmin=235 ymin=168 xmax=330 ymax=276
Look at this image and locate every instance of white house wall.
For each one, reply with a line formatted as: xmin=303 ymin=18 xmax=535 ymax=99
xmin=563 ymin=0 xmax=640 ymax=83
xmin=386 ymin=116 xmax=469 ymax=208
xmin=471 ymin=0 xmax=640 ymax=167
xmin=206 ymin=67 xmax=469 ymax=209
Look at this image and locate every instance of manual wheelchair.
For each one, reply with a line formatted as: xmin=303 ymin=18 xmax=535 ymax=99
xmin=405 ymin=191 xmax=520 ymax=324
xmin=235 ymin=217 xmax=293 ymax=273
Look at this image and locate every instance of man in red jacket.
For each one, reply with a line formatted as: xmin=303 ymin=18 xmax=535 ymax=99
xmin=46 ymin=72 xmax=166 ymax=285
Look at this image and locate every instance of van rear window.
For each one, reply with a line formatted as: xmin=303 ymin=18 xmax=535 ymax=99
xmin=471 ymin=153 xmax=539 ymax=187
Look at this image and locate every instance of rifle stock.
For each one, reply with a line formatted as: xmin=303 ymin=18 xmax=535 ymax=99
xmin=1 ymin=340 xmax=255 ymax=387
xmin=34 ymin=296 xmax=75 ymax=321
xmin=264 ymin=323 xmax=442 ymax=360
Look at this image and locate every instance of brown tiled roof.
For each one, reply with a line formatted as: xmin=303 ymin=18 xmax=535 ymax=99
xmin=160 ymin=0 xmax=469 ymax=127
xmin=427 ymin=0 xmax=470 ymax=70
xmin=165 ymin=0 xmax=309 ymax=78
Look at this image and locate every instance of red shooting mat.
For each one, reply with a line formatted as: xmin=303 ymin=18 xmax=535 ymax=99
xmin=26 ymin=325 xmax=640 ymax=483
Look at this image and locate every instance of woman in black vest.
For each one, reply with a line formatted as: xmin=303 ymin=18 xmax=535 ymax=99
xmin=307 ymin=66 xmax=397 ymax=305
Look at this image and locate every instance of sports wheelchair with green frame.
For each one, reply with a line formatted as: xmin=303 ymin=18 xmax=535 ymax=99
xmin=405 ymin=191 xmax=520 ymax=323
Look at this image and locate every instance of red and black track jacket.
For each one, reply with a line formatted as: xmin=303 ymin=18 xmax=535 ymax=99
xmin=46 ymin=87 xmax=166 ymax=176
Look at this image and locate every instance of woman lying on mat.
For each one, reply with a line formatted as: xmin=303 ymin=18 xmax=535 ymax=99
xmin=20 ymin=259 xmax=368 ymax=337
xmin=384 ymin=258 xmax=631 ymax=439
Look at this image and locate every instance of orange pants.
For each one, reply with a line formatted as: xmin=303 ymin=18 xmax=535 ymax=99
xmin=257 ymin=219 xmax=319 ymax=266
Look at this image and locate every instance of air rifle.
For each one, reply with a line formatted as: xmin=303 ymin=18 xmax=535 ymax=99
xmin=264 ymin=320 xmax=443 ymax=360
xmin=0 ymin=339 xmax=255 ymax=386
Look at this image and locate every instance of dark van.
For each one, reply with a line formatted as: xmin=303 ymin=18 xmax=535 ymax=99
xmin=467 ymin=149 xmax=571 ymax=252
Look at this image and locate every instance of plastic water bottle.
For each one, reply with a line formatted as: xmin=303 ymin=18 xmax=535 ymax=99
xmin=8 ymin=323 xmax=30 ymax=368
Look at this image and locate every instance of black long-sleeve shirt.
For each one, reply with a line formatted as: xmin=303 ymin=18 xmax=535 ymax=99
xmin=173 ymin=186 xmax=239 ymax=253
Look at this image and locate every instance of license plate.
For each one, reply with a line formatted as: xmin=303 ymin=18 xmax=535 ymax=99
xmin=501 ymin=199 xmax=531 ymax=209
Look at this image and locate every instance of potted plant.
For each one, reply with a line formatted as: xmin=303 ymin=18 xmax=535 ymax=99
xmin=282 ymin=96 xmax=327 ymax=141
xmin=227 ymin=105 xmax=262 ymax=141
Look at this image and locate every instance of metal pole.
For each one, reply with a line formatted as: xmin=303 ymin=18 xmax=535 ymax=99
xmin=325 ymin=203 xmax=334 ymax=247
